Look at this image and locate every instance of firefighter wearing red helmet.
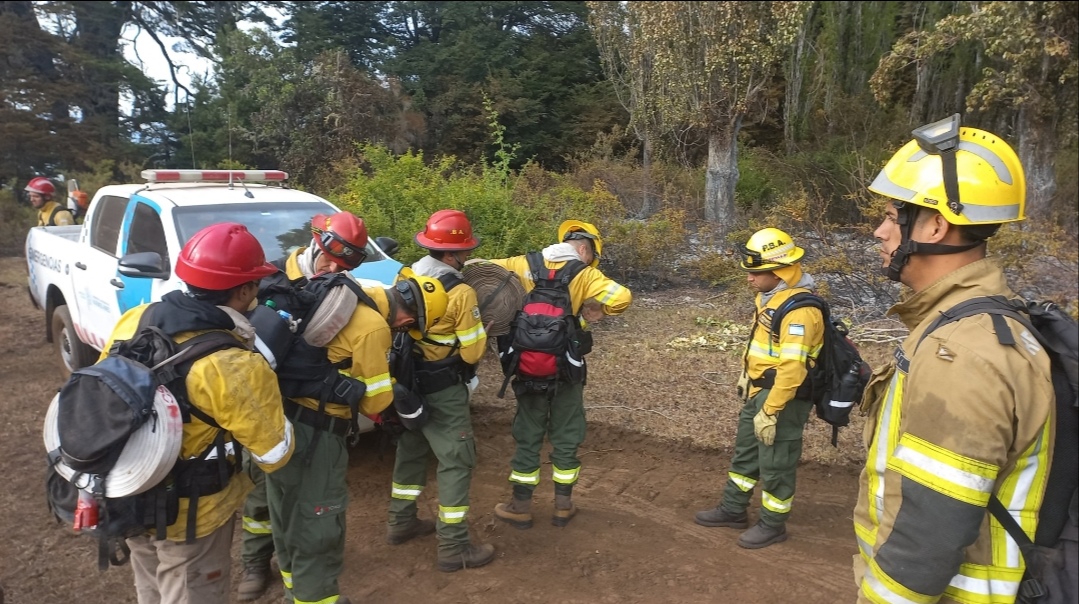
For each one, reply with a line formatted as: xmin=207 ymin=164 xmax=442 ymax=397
xmin=384 ymin=209 xmax=496 ymax=572
xmin=101 ymin=222 xmax=294 ymax=604
xmin=25 ymin=177 xmax=74 ymax=227
xmin=234 ymin=209 xmax=368 ymax=600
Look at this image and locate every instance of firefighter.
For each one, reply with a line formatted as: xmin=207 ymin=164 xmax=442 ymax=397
xmin=264 ymin=265 xmax=448 ymax=604
xmin=489 ymin=220 xmax=632 ymax=529
xmin=103 ymin=222 xmax=295 ymax=604
xmin=852 ymin=115 xmax=1055 ymax=602
xmin=237 ymin=211 xmax=370 ymax=601
xmin=25 ymin=177 xmax=75 ymax=226
xmin=694 ymin=228 xmax=824 ymax=548
xmin=384 ymin=209 xmax=496 ymax=572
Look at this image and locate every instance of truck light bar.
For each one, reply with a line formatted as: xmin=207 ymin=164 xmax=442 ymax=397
xmin=141 ymin=170 xmax=289 ymax=183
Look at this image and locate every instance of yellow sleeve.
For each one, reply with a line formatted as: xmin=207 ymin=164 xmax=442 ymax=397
xmin=453 ymin=286 xmax=487 ymax=365
xmin=326 ymin=305 xmax=395 ymax=416
xmin=53 ymin=209 xmax=75 ymax=226
xmin=487 ymin=256 xmax=533 ymax=291
xmin=762 ymin=305 xmax=824 ymax=415
xmin=570 ymin=266 xmax=632 ymax=316
xmin=98 ymin=305 xmax=149 ymax=361
xmin=187 ymin=348 xmax=294 ymax=473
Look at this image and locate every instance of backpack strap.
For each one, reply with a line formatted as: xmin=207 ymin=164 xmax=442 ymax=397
xmin=438 ymin=272 xmax=464 ymax=292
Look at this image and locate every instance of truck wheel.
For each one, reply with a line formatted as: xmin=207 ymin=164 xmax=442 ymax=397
xmin=52 ymin=306 xmax=97 ymax=375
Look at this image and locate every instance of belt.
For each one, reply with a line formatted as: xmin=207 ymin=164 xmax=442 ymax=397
xmin=283 ymin=398 xmax=352 ymax=437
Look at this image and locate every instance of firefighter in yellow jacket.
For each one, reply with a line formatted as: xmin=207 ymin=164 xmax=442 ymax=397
xmin=265 ymin=249 xmax=449 ymax=604
xmin=103 ymin=223 xmax=295 ymax=604
xmin=384 ymin=209 xmax=497 ymax=572
xmin=26 ymin=177 xmax=75 ymax=226
xmin=238 ymin=211 xmax=369 ymax=601
xmin=694 ymin=227 xmax=824 ymax=548
xmin=490 ymin=220 xmax=632 ymax=529
xmin=853 ymin=115 xmax=1055 ymax=603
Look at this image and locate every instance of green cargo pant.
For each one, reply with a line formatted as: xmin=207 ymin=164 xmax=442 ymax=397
xmin=265 ymin=421 xmax=349 ymax=604
xmin=388 ymin=381 xmax=476 ymax=554
xmin=721 ymin=388 xmax=812 ymax=527
xmin=508 ymin=381 xmax=586 ymax=491
xmin=240 ymin=449 xmax=275 ymax=568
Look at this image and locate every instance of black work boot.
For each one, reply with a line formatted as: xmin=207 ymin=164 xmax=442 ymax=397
xmin=494 ymin=485 xmax=534 ymax=529
xmin=693 ymin=506 xmax=749 ymax=528
xmin=236 ymin=561 xmax=272 ymax=601
xmin=551 ymin=483 xmax=578 ymax=527
xmin=737 ymin=521 xmax=788 ymax=549
xmin=386 ymin=517 xmax=436 ymax=545
xmin=437 ymin=543 xmax=496 ymax=572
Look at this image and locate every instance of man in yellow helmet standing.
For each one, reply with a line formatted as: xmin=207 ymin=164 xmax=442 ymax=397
xmin=852 ymin=115 xmax=1055 ymax=603
xmin=489 ymin=220 xmax=632 ymax=530
xmin=694 ymin=227 xmax=824 ymax=548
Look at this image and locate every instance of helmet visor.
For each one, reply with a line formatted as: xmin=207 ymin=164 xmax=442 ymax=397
xmin=313 ymin=227 xmax=367 ymax=269
xmin=741 ymin=245 xmax=791 ymax=271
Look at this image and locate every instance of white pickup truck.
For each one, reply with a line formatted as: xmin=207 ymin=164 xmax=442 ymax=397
xmin=26 ymin=169 xmax=403 ymax=378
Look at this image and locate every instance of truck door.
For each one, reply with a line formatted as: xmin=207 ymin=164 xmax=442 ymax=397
xmin=70 ymin=194 xmax=129 ymax=350
xmin=117 ymin=198 xmax=177 ymax=311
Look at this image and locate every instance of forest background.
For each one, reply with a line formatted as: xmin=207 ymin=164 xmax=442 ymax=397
xmin=2 ymin=1 xmax=1077 ymax=320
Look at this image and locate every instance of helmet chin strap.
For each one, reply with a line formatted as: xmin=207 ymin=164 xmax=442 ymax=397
xmin=884 ymin=204 xmax=984 ymax=282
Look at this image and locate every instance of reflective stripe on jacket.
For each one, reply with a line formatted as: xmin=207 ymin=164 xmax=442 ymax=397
xmin=101 ymin=304 xmax=295 ymax=541
xmin=746 ymin=286 xmax=824 ymax=415
xmin=853 ymin=259 xmax=1055 ymax=604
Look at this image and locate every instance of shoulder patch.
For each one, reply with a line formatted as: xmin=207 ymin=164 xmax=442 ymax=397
xmin=1019 ymin=330 xmax=1042 ymax=357
xmin=788 ymin=323 xmax=805 ymax=336
xmin=471 ymin=306 xmax=481 ymax=320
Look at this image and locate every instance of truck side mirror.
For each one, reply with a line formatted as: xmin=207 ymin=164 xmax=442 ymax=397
xmin=375 ymin=236 xmax=399 ymax=258
xmin=118 ymin=251 xmax=170 ymax=280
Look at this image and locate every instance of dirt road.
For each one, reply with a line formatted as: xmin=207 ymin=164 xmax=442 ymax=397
xmin=0 ymin=258 xmax=860 ymax=603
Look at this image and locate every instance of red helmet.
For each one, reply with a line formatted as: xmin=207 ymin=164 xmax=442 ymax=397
xmin=25 ymin=177 xmax=56 ymax=198
xmin=415 ymin=209 xmax=480 ymax=251
xmin=312 ymin=212 xmax=368 ymax=270
xmin=175 ymin=223 xmax=278 ymax=290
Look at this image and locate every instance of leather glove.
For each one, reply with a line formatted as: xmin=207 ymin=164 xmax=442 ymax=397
xmin=736 ymin=371 xmax=750 ymax=401
xmin=753 ymin=408 xmax=778 ymax=446
xmin=466 ymin=375 xmax=479 ymax=395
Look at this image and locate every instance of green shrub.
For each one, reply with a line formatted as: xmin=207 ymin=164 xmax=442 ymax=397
xmin=0 ymin=189 xmax=34 ymax=256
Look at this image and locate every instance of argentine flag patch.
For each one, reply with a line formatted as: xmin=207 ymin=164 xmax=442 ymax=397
xmin=788 ymin=324 xmax=805 ymax=336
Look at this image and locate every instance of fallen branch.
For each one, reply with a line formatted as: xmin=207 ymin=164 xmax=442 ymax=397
xmin=585 ymin=405 xmax=674 ymax=421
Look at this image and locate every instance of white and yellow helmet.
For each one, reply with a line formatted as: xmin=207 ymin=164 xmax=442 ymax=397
xmin=869 ymin=114 xmax=1026 ymax=226
xmin=740 ymin=227 xmax=804 ymax=272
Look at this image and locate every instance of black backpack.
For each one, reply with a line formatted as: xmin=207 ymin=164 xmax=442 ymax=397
xmin=497 ymin=252 xmax=590 ymax=398
xmin=252 ymin=270 xmax=390 ymax=456
xmin=914 ymin=296 xmax=1078 ymax=604
xmin=46 ymin=304 xmax=243 ymax=570
xmin=765 ymin=292 xmax=872 ymax=446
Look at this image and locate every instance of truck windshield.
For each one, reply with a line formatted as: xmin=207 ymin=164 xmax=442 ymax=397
xmin=172 ymin=202 xmax=384 ymax=262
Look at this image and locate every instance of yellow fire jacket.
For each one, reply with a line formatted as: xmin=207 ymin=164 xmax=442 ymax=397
xmin=37 ymin=200 xmax=75 ymax=227
xmin=101 ymin=304 xmax=295 ymax=541
xmin=410 ymin=263 xmax=487 ymax=365
xmin=294 ymin=286 xmax=395 ymax=418
xmin=745 ymin=283 xmax=824 ymax=416
xmin=488 ymin=253 xmax=632 ymax=319
xmin=853 ymin=259 xmax=1055 ymax=604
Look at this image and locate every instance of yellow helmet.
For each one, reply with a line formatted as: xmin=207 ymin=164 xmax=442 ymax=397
xmin=558 ymin=219 xmax=602 ymax=268
xmin=740 ymin=227 xmax=804 ymax=272
xmin=394 ymin=267 xmax=449 ymax=340
xmin=868 ymin=114 xmax=1025 ymax=225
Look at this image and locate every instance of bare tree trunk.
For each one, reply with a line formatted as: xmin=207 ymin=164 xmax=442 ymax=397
xmin=704 ymin=114 xmax=742 ymax=235
xmin=1016 ymin=106 xmax=1057 ymax=219
xmin=784 ymin=3 xmax=813 ymax=153
xmin=639 ymin=132 xmax=654 ymax=217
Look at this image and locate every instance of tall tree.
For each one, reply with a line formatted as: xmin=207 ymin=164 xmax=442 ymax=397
xmin=588 ymin=1 xmax=808 ymax=230
xmin=872 ymin=1 xmax=1079 ymax=218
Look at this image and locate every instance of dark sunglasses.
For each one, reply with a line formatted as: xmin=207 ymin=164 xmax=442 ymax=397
xmin=313 ymin=227 xmax=367 ymax=269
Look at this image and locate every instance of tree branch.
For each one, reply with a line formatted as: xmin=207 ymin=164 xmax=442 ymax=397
xmin=130 ymin=11 xmax=192 ymax=107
